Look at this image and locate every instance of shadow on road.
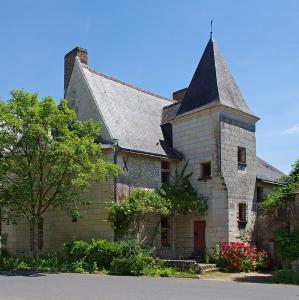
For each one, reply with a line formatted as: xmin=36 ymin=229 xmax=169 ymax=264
xmin=0 ymin=270 xmax=47 ymax=277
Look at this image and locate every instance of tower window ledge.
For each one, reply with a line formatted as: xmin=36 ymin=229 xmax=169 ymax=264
xmin=238 ymin=162 xmax=247 ymax=171
xmin=198 ymin=175 xmax=212 ymax=181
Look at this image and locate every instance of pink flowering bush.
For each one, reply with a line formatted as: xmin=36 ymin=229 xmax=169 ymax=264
xmin=218 ymin=242 xmax=272 ymax=272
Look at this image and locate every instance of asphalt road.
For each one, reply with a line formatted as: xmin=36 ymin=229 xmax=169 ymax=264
xmin=0 ymin=272 xmax=298 ymax=300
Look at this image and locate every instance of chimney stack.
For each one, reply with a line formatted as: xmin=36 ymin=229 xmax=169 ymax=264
xmin=64 ymin=47 xmax=88 ymax=95
xmin=172 ymin=88 xmax=187 ymax=101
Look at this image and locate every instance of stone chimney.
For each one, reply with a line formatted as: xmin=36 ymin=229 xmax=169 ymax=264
xmin=64 ymin=47 xmax=88 ymax=95
xmin=172 ymin=88 xmax=187 ymax=101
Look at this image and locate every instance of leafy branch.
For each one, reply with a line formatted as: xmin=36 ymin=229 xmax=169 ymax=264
xmin=260 ymin=159 xmax=299 ymax=213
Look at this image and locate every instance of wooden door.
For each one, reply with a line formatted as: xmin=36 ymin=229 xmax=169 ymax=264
xmin=194 ymin=221 xmax=206 ymax=253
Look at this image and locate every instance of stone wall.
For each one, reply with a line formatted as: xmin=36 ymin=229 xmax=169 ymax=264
xmin=117 ymin=152 xmax=162 ymax=190
xmin=220 ymin=119 xmax=257 ymax=242
xmin=255 ymin=191 xmax=299 ymax=255
xmin=170 ymin=106 xmax=258 ymax=256
xmin=171 ymin=107 xmax=229 ymax=254
xmin=66 ymin=58 xmax=111 ymax=141
xmin=1 ymin=150 xmax=115 ymax=255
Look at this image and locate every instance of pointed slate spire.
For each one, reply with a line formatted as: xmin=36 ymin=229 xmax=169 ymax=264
xmin=177 ymin=37 xmax=254 ymax=116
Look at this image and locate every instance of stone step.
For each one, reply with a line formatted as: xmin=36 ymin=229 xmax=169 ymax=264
xmin=200 ymin=267 xmax=220 ymax=274
xmin=162 ymin=260 xmax=219 ymax=274
xmin=197 ymin=263 xmax=217 ymax=270
xmin=196 ymin=263 xmax=219 ymax=274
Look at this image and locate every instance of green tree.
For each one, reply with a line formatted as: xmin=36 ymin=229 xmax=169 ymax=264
xmin=260 ymin=159 xmax=299 ymax=213
xmin=0 ymin=90 xmax=121 ymax=256
xmin=159 ymin=162 xmax=208 ymax=215
xmin=108 ymin=189 xmax=170 ymax=240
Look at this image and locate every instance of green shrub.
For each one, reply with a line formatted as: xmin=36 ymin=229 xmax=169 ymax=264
xmin=110 ymin=252 xmax=162 ymax=276
xmin=272 ymin=269 xmax=299 ymax=285
xmin=68 ymin=261 xmax=86 ymax=273
xmin=1 ymin=239 xmax=197 ymax=278
xmin=158 ymin=267 xmax=175 ymax=277
xmin=0 ymin=254 xmax=69 ymax=272
xmin=110 ymin=256 xmax=143 ymax=276
xmin=118 ymin=240 xmax=146 ymax=257
xmin=276 ymin=230 xmax=299 ymax=266
xmin=86 ymin=239 xmax=146 ymax=269
xmin=63 ymin=240 xmax=90 ymax=262
xmin=0 ymin=251 xmax=191 ymax=278
xmin=88 ymin=240 xmax=121 ymax=269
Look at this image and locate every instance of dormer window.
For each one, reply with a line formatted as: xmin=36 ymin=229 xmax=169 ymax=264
xmin=238 ymin=147 xmax=247 ymax=170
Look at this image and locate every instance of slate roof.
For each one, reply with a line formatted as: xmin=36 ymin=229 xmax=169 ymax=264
xmin=256 ymin=157 xmax=285 ymax=183
xmin=161 ymin=101 xmax=181 ymax=125
xmin=74 ymin=43 xmax=283 ymax=181
xmin=81 ymin=64 xmax=180 ymax=159
xmin=177 ymin=38 xmax=254 ymax=116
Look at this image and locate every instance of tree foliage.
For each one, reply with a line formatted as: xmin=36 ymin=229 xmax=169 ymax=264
xmin=260 ymin=159 xmax=299 ymax=212
xmin=0 ymin=90 xmax=121 ymax=256
xmin=108 ymin=189 xmax=170 ymax=236
xmin=275 ymin=230 xmax=299 ymax=266
xmin=158 ymin=162 xmax=208 ymax=215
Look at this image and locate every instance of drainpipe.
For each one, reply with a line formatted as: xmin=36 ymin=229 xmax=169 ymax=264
xmin=112 ymin=138 xmax=119 ymax=242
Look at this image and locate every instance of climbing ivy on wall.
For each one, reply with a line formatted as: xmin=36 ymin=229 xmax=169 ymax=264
xmin=158 ymin=162 xmax=208 ymax=216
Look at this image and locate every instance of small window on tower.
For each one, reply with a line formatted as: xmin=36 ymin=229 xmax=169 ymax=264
xmin=238 ymin=147 xmax=247 ymax=170
xmin=238 ymin=203 xmax=247 ymax=229
xmin=37 ymin=219 xmax=44 ymax=250
xmin=161 ymin=161 xmax=170 ymax=185
xmin=199 ymin=162 xmax=211 ymax=180
xmin=161 ymin=216 xmax=170 ymax=247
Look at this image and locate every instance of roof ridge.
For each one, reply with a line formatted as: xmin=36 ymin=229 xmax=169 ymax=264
xmin=82 ymin=65 xmax=172 ymax=102
xmin=211 ymin=39 xmax=221 ymax=102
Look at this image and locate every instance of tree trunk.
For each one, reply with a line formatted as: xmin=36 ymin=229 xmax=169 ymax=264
xmin=29 ymin=221 xmax=39 ymax=257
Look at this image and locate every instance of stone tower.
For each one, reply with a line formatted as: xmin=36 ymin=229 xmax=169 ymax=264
xmin=171 ymin=36 xmax=259 ymax=249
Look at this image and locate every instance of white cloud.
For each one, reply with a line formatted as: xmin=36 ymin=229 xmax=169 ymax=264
xmin=281 ymin=125 xmax=299 ymax=135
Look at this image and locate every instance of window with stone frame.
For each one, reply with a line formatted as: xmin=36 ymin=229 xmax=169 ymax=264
xmin=238 ymin=203 xmax=247 ymax=229
xmin=199 ymin=162 xmax=211 ymax=180
xmin=238 ymin=147 xmax=247 ymax=170
xmin=256 ymin=187 xmax=264 ymax=202
xmin=161 ymin=216 xmax=170 ymax=247
xmin=161 ymin=161 xmax=170 ymax=185
xmin=37 ymin=219 xmax=44 ymax=250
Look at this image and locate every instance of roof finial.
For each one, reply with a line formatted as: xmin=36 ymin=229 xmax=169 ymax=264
xmin=210 ymin=19 xmax=213 ymax=40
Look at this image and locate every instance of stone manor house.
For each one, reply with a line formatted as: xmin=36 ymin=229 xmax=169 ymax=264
xmin=2 ymin=36 xmax=285 ymax=257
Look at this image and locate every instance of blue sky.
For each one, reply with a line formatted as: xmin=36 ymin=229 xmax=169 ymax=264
xmin=0 ymin=0 xmax=298 ymax=173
